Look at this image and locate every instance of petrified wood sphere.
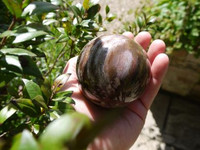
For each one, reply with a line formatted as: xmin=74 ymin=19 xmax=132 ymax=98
xmin=76 ymin=34 xmax=151 ymax=107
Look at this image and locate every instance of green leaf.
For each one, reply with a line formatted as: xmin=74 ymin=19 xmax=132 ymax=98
xmin=33 ymin=95 xmax=48 ymax=110
xmin=84 ymin=34 xmax=94 ymax=40
xmin=147 ymin=16 xmax=157 ymax=25
xmin=51 ymin=0 xmax=62 ymax=6
xmin=174 ymin=42 xmax=182 ymax=49
xmin=43 ymin=19 xmax=58 ymax=25
xmin=191 ymin=28 xmax=199 ymax=37
xmin=52 ymin=91 xmax=75 ymax=104
xmin=2 ymin=0 xmax=22 ymax=18
xmin=56 ymin=34 xmax=69 ymax=43
xmin=53 ymin=91 xmax=73 ymax=99
xmin=23 ymin=79 xmax=42 ymax=99
xmin=83 ymin=0 xmax=90 ymax=10
xmin=22 ymin=0 xmax=30 ymax=9
xmin=49 ymin=110 xmax=61 ymax=120
xmin=0 ymin=30 xmax=16 ymax=38
xmin=11 ymin=98 xmax=41 ymax=117
xmin=22 ymin=1 xmax=59 ymax=16
xmin=86 ymin=4 xmax=101 ymax=19
xmin=70 ymin=5 xmax=82 ymax=19
xmin=40 ymin=78 xmax=52 ymax=103
xmin=106 ymin=13 xmax=116 ymax=22
xmin=5 ymin=55 xmax=23 ymax=73
xmin=13 ymin=31 xmax=48 ymax=43
xmin=136 ymin=16 xmax=144 ymax=29
xmin=80 ymin=19 xmax=91 ymax=27
xmin=10 ymin=130 xmax=39 ymax=150
xmin=0 ymin=70 xmax=16 ymax=88
xmin=82 ymin=21 xmax=100 ymax=32
xmin=1 ymin=48 xmax=36 ymax=57
xmin=32 ymin=49 xmax=46 ymax=57
xmin=0 ymin=104 xmax=16 ymax=124
xmin=5 ymin=55 xmax=21 ymax=68
xmin=52 ymin=73 xmax=71 ymax=92
xmin=105 ymin=5 xmax=110 ymax=14
xmin=51 ymin=101 xmax=72 ymax=114
xmin=39 ymin=112 xmax=92 ymax=150
xmin=32 ymin=124 xmax=40 ymax=135
xmin=26 ymin=23 xmax=50 ymax=33
xmin=98 ymin=14 xmax=103 ymax=24
xmin=64 ymin=104 xmax=76 ymax=113
xmin=62 ymin=97 xmax=75 ymax=104
xmin=19 ymin=55 xmax=43 ymax=78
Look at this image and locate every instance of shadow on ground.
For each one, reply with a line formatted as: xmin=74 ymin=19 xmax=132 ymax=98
xmin=150 ymin=90 xmax=200 ymax=150
xmin=131 ymin=90 xmax=200 ymax=150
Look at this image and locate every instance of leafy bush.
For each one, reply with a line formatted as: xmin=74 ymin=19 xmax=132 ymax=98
xmin=0 ymin=0 xmax=115 ymax=149
xmin=122 ymin=0 xmax=200 ymax=56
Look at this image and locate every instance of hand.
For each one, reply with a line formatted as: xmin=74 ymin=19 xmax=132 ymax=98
xmin=62 ymin=31 xmax=169 ymax=150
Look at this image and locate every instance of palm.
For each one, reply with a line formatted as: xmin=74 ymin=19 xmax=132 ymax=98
xmin=62 ymin=32 xmax=169 ymax=150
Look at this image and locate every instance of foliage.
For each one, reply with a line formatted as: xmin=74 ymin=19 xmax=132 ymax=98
xmin=122 ymin=0 xmax=200 ymax=56
xmin=0 ymin=0 xmax=115 ymax=149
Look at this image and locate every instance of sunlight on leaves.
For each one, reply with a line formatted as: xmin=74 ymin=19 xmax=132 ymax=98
xmin=22 ymin=1 xmax=59 ymax=16
xmin=0 ymin=105 xmax=16 ymax=124
xmin=1 ymin=48 xmax=36 ymax=57
xmin=23 ymin=79 xmax=43 ymax=100
xmin=10 ymin=130 xmax=39 ymax=150
xmin=13 ymin=31 xmax=48 ymax=43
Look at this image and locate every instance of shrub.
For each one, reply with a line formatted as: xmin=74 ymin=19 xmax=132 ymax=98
xmin=122 ymin=0 xmax=200 ymax=56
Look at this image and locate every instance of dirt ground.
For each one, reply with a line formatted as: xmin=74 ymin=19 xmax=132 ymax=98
xmin=98 ymin=0 xmax=142 ymax=34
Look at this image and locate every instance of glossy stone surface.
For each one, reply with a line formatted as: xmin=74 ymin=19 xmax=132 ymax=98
xmin=76 ymin=34 xmax=151 ymax=107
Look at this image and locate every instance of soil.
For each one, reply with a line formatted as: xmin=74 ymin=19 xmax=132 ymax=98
xmin=98 ymin=0 xmax=143 ymax=34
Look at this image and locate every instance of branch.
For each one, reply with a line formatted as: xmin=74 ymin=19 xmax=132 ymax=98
xmin=0 ymin=17 xmax=17 ymax=49
xmin=45 ymin=43 xmax=68 ymax=77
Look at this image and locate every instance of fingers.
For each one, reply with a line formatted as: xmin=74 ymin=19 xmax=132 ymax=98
xmin=135 ymin=31 xmax=152 ymax=50
xmin=122 ymin=31 xmax=134 ymax=39
xmin=123 ymin=31 xmax=151 ymax=50
xmin=147 ymin=40 xmax=166 ymax=64
xmin=151 ymin=53 xmax=169 ymax=83
xmin=140 ymin=53 xmax=169 ymax=109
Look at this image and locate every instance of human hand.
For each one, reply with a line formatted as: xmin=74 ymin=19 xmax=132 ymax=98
xmin=62 ymin=31 xmax=169 ymax=150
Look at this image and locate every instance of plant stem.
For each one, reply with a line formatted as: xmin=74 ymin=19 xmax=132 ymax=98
xmin=0 ymin=17 xmax=17 ymax=49
xmin=45 ymin=43 xmax=68 ymax=77
xmin=69 ymin=41 xmax=75 ymax=58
